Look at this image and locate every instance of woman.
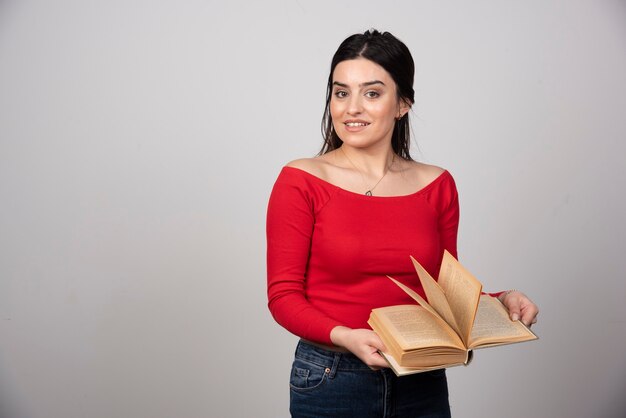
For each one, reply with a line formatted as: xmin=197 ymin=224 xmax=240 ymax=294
xmin=266 ymin=30 xmax=538 ymax=418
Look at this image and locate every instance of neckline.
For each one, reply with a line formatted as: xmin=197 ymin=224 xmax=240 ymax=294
xmin=283 ymin=166 xmax=450 ymax=200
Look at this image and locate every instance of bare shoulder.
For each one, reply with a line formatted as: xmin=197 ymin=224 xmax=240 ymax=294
xmin=413 ymin=161 xmax=446 ymax=182
xmin=285 ymin=157 xmax=332 ymax=179
xmin=398 ymin=160 xmax=446 ymax=183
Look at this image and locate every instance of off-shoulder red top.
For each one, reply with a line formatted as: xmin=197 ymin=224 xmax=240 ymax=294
xmin=266 ymin=166 xmax=460 ymax=345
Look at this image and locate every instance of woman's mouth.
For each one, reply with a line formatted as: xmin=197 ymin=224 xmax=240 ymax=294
xmin=344 ymin=120 xmax=370 ymax=129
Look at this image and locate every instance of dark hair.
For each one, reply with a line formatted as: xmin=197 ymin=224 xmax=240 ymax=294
xmin=320 ymin=29 xmax=415 ymax=160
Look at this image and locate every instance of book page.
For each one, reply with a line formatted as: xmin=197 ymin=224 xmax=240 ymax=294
xmin=469 ymin=295 xmax=538 ymax=348
xmin=437 ymin=251 xmax=482 ymax=346
xmin=387 ymin=276 xmax=439 ymax=319
xmin=410 ymin=257 xmax=461 ymax=338
xmin=371 ymin=305 xmax=464 ymax=350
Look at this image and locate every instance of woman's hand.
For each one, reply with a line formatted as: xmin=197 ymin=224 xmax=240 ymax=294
xmin=330 ymin=326 xmax=388 ymax=369
xmin=498 ymin=290 xmax=539 ymax=327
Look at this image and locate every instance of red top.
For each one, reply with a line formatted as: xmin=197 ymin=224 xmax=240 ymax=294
xmin=266 ymin=166 xmax=460 ymax=345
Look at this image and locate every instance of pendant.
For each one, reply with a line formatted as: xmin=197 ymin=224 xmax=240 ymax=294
xmin=365 ymin=190 xmax=372 ymax=196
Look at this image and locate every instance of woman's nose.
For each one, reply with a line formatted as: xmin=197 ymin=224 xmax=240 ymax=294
xmin=347 ymin=95 xmax=363 ymax=115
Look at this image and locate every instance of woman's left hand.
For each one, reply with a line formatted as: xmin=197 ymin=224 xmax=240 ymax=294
xmin=498 ymin=290 xmax=539 ymax=327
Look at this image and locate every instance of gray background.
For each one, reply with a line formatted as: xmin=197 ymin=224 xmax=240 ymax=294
xmin=1 ymin=0 xmax=625 ymax=417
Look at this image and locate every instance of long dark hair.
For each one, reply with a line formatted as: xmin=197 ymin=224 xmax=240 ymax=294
xmin=320 ymin=30 xmax=415 ymax=160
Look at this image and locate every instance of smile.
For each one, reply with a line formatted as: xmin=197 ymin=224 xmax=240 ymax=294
xmin=344 ymin=122 xmax=370 ymax=127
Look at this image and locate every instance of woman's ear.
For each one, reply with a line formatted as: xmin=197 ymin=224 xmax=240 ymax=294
xmin=398 ymin=98 xmax=412 ymax=118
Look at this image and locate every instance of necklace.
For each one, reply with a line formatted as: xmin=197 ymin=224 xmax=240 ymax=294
xmin=341 ymin=147 xmax=394 ymax=196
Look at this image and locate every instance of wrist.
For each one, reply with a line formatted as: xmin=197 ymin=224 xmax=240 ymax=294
xmin=499 ymin=289 xmax=518 ymax=303
xmin=330 ymin=326 xmax=351 ymax=347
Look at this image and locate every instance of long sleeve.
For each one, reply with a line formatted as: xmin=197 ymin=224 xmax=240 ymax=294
xmin=266 ymin=170 xmax=343 ymax=344
xmin=421 ymin=171 xmax=460 ymax=277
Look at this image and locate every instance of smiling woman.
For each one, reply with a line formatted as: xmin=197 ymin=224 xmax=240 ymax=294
xmin=321 ymin=31 xmax=415 ymax=160
xmin=266 ymin=29 xmax=538 ymax=418
xmin=330 ymin=59 xmax=409 ymax=154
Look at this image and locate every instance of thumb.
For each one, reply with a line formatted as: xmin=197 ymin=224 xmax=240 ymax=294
xmin=508 ymin=300 xmax=521 ymax=321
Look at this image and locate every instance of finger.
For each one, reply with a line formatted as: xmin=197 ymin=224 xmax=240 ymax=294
xmin=520 ymin=304 xmax=539 ymax=327
xmin=366 ymin=350 xmax=389 ymax=369
xmin=366 ymin=333 xmax=387 ymax=353
xmin=506 ymin=298 xmax=521 ymax=322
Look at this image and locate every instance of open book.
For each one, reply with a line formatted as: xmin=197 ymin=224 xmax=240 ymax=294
xmin=367 ymin=251 xmax=537 ymax=376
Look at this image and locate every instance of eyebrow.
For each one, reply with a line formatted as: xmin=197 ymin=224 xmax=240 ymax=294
xmin=333 ymin=80 xmax=386 ymax=88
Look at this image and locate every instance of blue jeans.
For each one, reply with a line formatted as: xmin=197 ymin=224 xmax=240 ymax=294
xmin=289 ymin=340 xmax=451 ymax=418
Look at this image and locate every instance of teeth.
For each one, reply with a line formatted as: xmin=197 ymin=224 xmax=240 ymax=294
xmin=346 ymin=122 xmax=368 ymax=127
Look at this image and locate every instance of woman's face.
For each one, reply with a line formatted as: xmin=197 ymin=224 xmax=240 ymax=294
xmin=330 ymin=58 xmax=408 ymax=150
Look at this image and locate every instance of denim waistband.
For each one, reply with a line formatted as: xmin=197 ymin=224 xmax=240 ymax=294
xmin=295 ymin=340 xmax=378 ymax=374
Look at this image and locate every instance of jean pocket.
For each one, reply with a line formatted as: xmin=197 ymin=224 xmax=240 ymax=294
xmin=289 ymin=359 xmax=330 ymax=392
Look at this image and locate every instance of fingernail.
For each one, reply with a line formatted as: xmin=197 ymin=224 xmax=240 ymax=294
xmin=511 ymin=313 xmax=519 ymax=321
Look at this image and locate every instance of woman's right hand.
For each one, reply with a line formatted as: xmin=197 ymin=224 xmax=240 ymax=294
xmin=330 ymin=326 xmax=388 ymax=369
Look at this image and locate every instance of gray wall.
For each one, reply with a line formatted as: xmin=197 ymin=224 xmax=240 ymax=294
xmin=1 ymin=1 xmax=625 ymax=417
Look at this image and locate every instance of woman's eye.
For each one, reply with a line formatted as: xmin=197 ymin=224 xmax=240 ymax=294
xmin=365 ymin=91 xmax=380 ymax=98
xmin=334 ymin=90 xmax=348 ymax=98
